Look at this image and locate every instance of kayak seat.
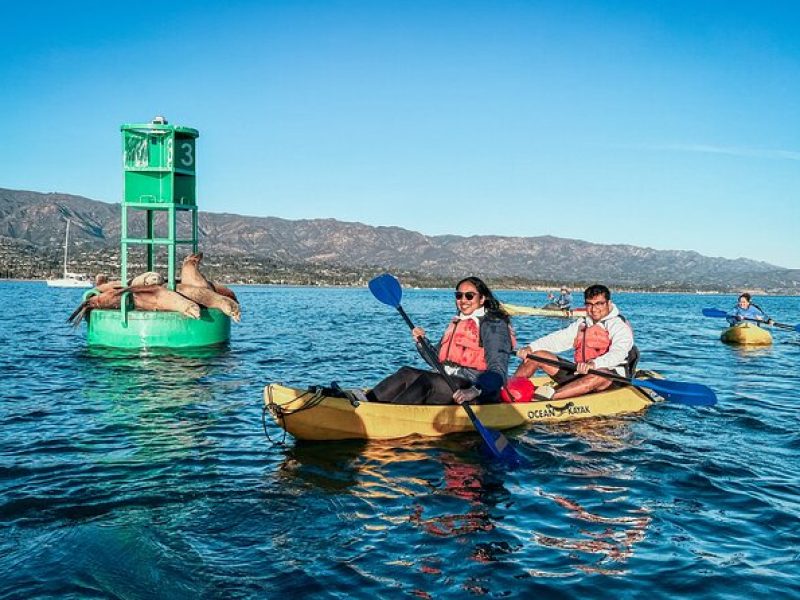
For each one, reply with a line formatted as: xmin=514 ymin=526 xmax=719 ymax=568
xmin=625 ymin=345 xmax=640 ymax=378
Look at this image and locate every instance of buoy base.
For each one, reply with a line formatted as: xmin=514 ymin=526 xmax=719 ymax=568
xmin=86 ymin=308 xmax=231 ymax=349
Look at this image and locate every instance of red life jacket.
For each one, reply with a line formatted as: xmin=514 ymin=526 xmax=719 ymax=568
xmin=573 ymin=322 xmax=611 ymax=363
xmin=438 ymin=317 xmax=515 ymax=371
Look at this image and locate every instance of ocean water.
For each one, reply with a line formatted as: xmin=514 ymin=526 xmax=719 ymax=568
xmin=1 ymin=281 xmax=799 ymax=599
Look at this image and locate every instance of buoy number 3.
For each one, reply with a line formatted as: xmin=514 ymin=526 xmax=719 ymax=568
xmin=179 ymin=142 xmax=194 ymax=168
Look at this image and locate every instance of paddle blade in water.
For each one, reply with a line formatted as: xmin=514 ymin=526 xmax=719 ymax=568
xmin=702 ymin=308 xmax=729 ymax=318
xmin=369 ymin=273 xmax=402 ymax=308
xmin=631 ymin=378 xmax=717 ymax=406
xmin=480 ymin=429 xmax=528 ymax=467
xmin=462 ymin=403 xmax=525 ymax=465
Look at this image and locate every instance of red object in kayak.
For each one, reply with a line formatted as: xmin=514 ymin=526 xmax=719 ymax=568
xmin=500 ymin=376 xmax=535 ymax=403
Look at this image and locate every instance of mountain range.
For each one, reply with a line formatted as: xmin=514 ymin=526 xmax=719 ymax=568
xmin=1 ymin=187 xmax=798 ymax=293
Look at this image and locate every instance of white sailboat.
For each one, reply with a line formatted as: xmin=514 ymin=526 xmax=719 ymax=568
xmin=46 ymin=219 xmax=92 ymax=288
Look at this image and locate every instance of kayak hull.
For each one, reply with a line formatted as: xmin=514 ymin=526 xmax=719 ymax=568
xmin=263 ymin=375 xmax=660 ymax=441
xmin=720 ymin=322 xmax=772 ymax=346
xmin=502 ymin=303 xmax=587 ymax=318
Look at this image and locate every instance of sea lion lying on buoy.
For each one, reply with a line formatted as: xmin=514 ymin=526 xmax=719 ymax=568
xmin=130 ymin=271 xmax=164 ymax=287
xmin=210 ymin=282 xmax=238 ymax=302
xmin=94 ymin=280 xmax=125 ymax=294
xmin=177 ymin=284 xmax=241 ymax=322
xmin=179 ymin=253 xmax=238 ymax=300
xmin=128 ymin=285 xmax=201 ymax=319
xmin=180 ymin=253 xmax=212 ymax=288
xmin=67 ymin=289 xmax=124 ymax=325
xmin=93 ymin=272 xmax=163 ymax=293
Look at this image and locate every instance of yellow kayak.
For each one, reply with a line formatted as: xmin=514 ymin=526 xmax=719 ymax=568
xmin=721 ymin=322 xmax=772 ymax=346
xmin=501 ymin=303 xmax=587 ymax=318
xmin=263 ymin=375 xmax=661 ymax=441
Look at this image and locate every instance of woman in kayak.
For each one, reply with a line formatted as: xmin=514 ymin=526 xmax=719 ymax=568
xmin=365 ymin=276 xmax=514 ymax=405
xmin=727 ymin=293 xmax=771 ymax=326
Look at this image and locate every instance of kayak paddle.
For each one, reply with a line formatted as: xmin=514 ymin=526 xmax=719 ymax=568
xmin=702 ymin=308 xmax=800 ymax=332
xmin=520 ymin=353 xmax=717 ymax=407
xmin=369 ymin=273 xmax=523 ymax=464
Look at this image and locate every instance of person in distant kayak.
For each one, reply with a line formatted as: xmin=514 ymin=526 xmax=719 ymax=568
xmin=727 ymin=293 xmax=771 ymax=326
xmin=514 ymin=284 xmax=638 ymax=400
xmin=546 ymin=287 xmax=572 ymax=310
xmin=365 ymin=276 xmax=515 ymax=405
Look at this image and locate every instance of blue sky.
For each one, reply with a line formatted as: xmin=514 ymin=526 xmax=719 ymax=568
xmin=2 ymin=1 xmax=799 ymax=268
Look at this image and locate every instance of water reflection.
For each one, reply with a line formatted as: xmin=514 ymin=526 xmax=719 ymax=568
xmin=532 ymin=489 xmax=651 ymax=575
xmin=517 ymin=417 xmax=652 ymax=576
xmin=73 ymin=344 xmax=235 ymax=460
xmin=276 ymin=440 xmax=370 ymax=492
xmin=78 ymin=345 xmax=228 ymax=409
xmin=409 ymin=455 xmax=498 ymax=539
xmin=723 ymin=344 xmax=774 ymax=358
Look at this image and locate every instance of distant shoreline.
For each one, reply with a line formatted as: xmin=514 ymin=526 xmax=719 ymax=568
xmin=2 ymin=278 xmax=793 ymax=296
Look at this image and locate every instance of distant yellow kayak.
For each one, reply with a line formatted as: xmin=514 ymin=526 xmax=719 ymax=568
xmin=501 ymin=303 xmax=587 ymax=318
xmin=263 ymin=375 xmax=661 ymax=441
xmin=720 ymin=322 xmax=772 ymax=346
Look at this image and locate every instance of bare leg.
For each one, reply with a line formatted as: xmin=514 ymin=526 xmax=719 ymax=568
xmin=513 ymin=350 xmax=562 ymax=379
xmin=551 ymin=373 xmax=613 ymax=399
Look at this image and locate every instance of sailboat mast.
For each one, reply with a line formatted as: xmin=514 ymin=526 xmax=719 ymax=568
xmin=63 ymin=219 xmax=70 ymax=277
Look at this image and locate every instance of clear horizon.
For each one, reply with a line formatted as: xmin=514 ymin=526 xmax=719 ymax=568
xmin=2 ymin=1 xmax=798 ymax=268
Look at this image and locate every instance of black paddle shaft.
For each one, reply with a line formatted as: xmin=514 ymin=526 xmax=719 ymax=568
xmin=523 ymin=352 xmax=631 ymax=385
xmin=396 ymin=304 xmax=459 ymax=393
xmin=395 ymin=304 xmax=488 ymax=428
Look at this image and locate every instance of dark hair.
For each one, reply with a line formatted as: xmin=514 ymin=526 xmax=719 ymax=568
xmin=456 ymin=276 xmax=510 ymax=322
xmin=739 ymin=293 xmax=752 ymax=302
xmin=584 ymin=284 xmax=611 ymax=301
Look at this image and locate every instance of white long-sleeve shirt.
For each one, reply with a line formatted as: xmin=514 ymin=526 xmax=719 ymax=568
xmin=526 ymin=302 xmax=634 ymax=375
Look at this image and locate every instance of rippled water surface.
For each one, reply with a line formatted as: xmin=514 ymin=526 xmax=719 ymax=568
xmin=1 ymin=282 xmax=799 ymax=598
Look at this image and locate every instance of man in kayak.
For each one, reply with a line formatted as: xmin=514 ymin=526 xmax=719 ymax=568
xmin=514 ymin=284 xmax=637 ymax=400
xmin=544 ymin=287 xmax=572 ymax=310
xmin=365 ymin=276 xmax=515 ymax=405
xmin=727 ymin=293 xmax=772 ymax=326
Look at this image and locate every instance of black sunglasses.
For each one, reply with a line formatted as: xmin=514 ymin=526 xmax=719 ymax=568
xmin=454 ymin=291 xmax=478 ymax=300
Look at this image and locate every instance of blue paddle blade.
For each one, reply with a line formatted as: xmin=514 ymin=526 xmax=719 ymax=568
xmin=631 ymin=378 xmax=717 ymax=406
xmin=368 ymin=273 xmax=402 ymax=308
xmin=469 ymin=411 xmax=526 ymax=465
xmin=702 ymin=307 xmax=798 ymax=332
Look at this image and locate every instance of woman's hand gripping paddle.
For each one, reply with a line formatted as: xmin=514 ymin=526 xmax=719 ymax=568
xmin=369 ymin=273 xmax=523 ymax=464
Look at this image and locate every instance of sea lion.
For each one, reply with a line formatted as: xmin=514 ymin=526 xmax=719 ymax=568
xmin=67 ymin=289 xmax=124 ymax=326
xmin=177 ymin=284 xmax=241 ymax=322
xmin=94 ymin=280 xmax=124 ymax=294
xmin=128 ymin=285 xmax=201 ymax=319
xmin=129 ymin=271 xmax=164 ymax=287
xmin=180 ymin=253 xmax=212 ymax=289
xmin=210 ymin=281 xmax=238 ymax=302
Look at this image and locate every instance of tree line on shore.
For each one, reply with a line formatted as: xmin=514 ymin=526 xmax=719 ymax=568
xmin=0 ymin=242 xmax=759 ymax=294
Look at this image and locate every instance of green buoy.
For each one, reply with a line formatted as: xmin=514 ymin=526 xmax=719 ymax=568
xmin=87 ymin=116 xmax=231 ymax=349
